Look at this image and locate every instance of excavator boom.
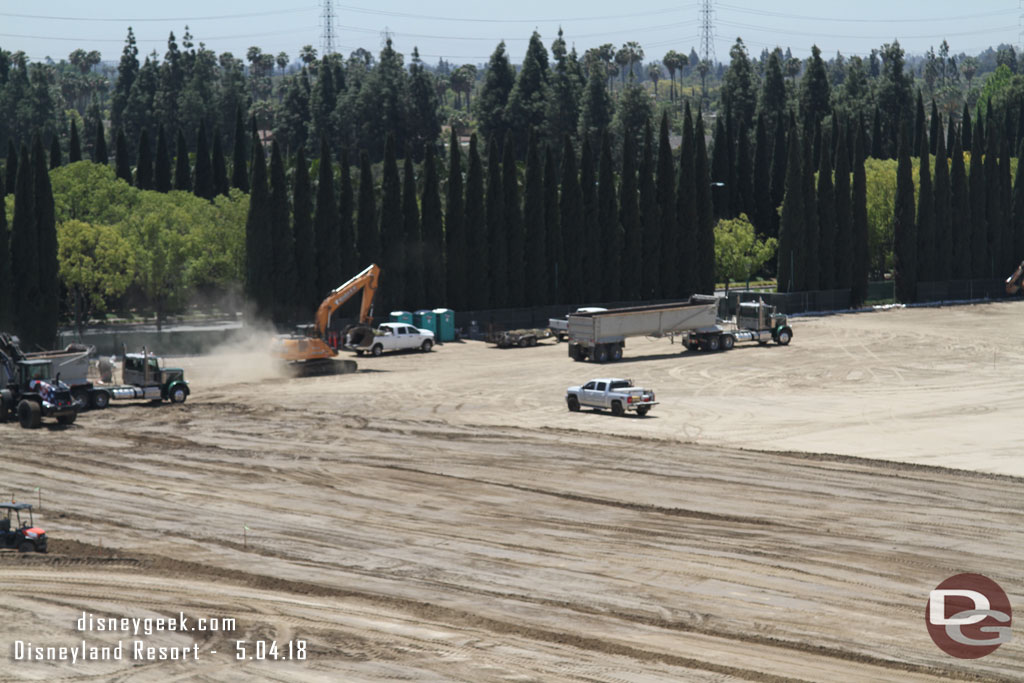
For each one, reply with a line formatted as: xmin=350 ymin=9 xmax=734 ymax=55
xmin=1006 ymin=261 xmax=1024 ymax=294
xmin=314 ymin=264 xmax=380 ymax=337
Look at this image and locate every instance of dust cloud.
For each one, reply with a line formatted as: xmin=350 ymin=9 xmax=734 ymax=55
xmin=200 ymin=323 xmax=290 ymax=384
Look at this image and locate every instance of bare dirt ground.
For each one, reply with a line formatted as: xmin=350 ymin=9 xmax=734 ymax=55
xmin=2 ymin=301 xmax=1023 ymax=681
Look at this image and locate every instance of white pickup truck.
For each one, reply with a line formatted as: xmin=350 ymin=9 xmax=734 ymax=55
xmin=346 ymin=322 xmax=435 ymax=356
xmin=565 ymin=378 xmax=657 ymax=417
xmin=549 ymin=307 xmax=607 ymax=341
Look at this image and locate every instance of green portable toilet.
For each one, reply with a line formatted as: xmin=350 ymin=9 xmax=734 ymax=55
xmin=433 ymin=308 xmax=455 ymax=342
xmin=389 ymin=310 xmax=413 ymax=325
xmin=413 ymin=309 xmax=438 ymax=336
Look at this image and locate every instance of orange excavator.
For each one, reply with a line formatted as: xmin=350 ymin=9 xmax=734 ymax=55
xmin=272 ymin=264 xmax=380 ymax=376
xmin=1006 ymin=261 xmax=1024 ymax=294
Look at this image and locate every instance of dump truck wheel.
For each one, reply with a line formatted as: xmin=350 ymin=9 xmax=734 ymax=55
xmin=421 ymin=340 xmax=433 ymax=353
xmin=777 ymin=327 xmax=792 ymax=345
xmin=611 ymin=400 xmax=624 ymax=416
xmin=518 ymin=338 xmax=528 ymax=348
xmin=17 ymin=400 xmax=41 ymax=429
xmin=567 ymin=396 xmax=580 ymax=412
xmin=611 ymin=345 xmax=623 ymax=361
xmin=170 ymin=386 xmax=188 ymax=403
xmin=57 ymin=413 xmax=77 ymax=426
xmin=636 ymin=406 xmax=650 ymax=417
xmin=593 ymin=345 xmax=609 ymax=363
xmin=91 ymin=390 xmax=110 ymax=410
xmin=371 ymin=344 xmax=383 ymax=357
xmin=706 ymin=335 xmax=721 ymax=352
xmin=721 ymin=334 xmax=735 ymax=351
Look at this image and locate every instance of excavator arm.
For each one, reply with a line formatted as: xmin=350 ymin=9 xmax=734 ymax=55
xmin=1006 ymin=261 xmax=1024 ymax=294
xmin=313 ymin=264 xmax=380 ymax=337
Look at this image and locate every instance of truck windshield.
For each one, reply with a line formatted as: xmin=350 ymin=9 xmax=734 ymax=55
xmin=609 ymin=380 xmax=632 ymax=390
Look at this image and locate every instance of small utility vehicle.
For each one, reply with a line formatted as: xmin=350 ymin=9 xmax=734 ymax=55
xmin=0 ymin=503 xmax=47 ymax=553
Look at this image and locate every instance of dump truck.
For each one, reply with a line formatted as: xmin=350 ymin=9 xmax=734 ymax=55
xmin=0 ymin=356 xmax=79 ymax=428
xmin=566 ymin=299 xmax=718 ymax=362
xmin=549 ymin=307 xmax=607 ymax=342
xmin=87 ymin=348 xmax=190 ymax=408
xmin=684 ymin=299 xmax=793 ymax=351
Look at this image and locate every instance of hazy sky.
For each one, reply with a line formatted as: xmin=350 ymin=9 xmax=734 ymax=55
xmin=1 ymin=1 xmax=1020 ymax=67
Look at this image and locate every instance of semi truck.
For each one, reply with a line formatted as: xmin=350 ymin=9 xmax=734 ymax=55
xmin=684 ymin=299 xmax=793 ymax=351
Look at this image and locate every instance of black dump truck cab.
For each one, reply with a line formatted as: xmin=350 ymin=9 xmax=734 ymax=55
xmin=0 ymin=358 xmax=79 ymax=428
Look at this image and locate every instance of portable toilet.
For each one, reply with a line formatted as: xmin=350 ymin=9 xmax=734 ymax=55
xmin=389 ymin=310 xmax=413 ymax=325
xmin=413 ymin=309 xmax=438 ymax=336
xmin=433 ymin=308 xmax=455 ymax=342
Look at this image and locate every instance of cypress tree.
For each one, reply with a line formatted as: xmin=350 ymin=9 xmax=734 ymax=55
xmin=929 ymin=100 xmax=940 ymax=156
xmin=984 ymin=128 xmax=1001 ymax=277
xmin=136 ymin=128 xmax=153 ymax=190
xmin=802 ymin=128 xmax=820 ymax=290
xmin=544 ymin=146 xmax=562 ymax=303
xmin=871 ymin=105 xmax=884 ymax=159
xmin=338 ymin=148 xmax=358 ymax=279
xmin=946 ymin=113 xmax=956 ymax=160
xmin=403 ymin=153 xmax=425 ymax=309
xmin=817 ymin=126 xmax=836 ymax=290
xmin=356 ymin=150 xmax=380 ymax=272
xmin=694 ymin=113 xmax=716 ymax=293
xmin=269 ymin=141 xmax=295 ymax=323
xmin=33 ymin=135 xmax=58 ymax=347
xmin=380 ymin=134 xmax=405 ymax=311
xmin=777 ymin=123 xmax=804 ymax=293
xmin=656 ymin=113 xmax=677 ymax=298
xmin=933 ymin=119 xmax=952 ymax=281
xmin=752 ymin=113 xmax=773 ymax=237
xmin=598 ymin=130 xmax=621 ymax=301
xmin=638 ymin=121 xmax=658 ymax=298
xmin=313 ymin=138 xmax=341 ymax=299
xmin=913 ymin=90 xmax=926 ymax=158
xmin=10 ymin=144 xmax=38 ymax=343
xmin=676 ymin=106 xmax=699 ymax=298
xmin=245 ymin=134 xmax=272 ymax=318
xmin=999 ymin=129 xmax=1014 ymax=275
xmin=1012 ymin=140 xmax=1024 ymax=274
xmin=619 ymin=131 xmax=642 ymax=301
xmin=211 ymin=129 xmax=229 ymax=197
xmin=465 ymin=137 xmax=489 ymax=308
xmin=0 ymin=170 xmax=7 ymax=328
xmin=69 ymin=119 xmax=82 ymax=163
xmin=710 ymin=117 xmax=730 ymax=219
xmin=292 ymin=147 xmax=317 ymax=313
xmin=962 ymin=103 xmax=972 ymax=153
xmin=486 ymin=137 xmax=506 ymax=307
xmin=769 ymin=113 xmax=787 ymax=239
xmin=851 ymin=117 xmax=869 ymax=306
xmin=522 ymin=132 xmax=546 ymax=306
xmin=445 ymin=129 xmax=465 ymax=309
xmin=969 ymin=117 xmax=987 ymax=277
xmin=894 ymin=116 xmax=917 ymax=302
xmin=193 ymin=122 xmax=214 ymax=200
xmin=154 ymin=125 xmax=172 ymax=192
xmin=560 ymin=135 xmax=583 ymax=304
xmin=115 ymin=128 xmax=131 ymax=182
xmin=949 ymin=132 xmax=970 ymax=280
xmin=916 ymin=126 xmax=934 ymax=283
xmin=833 ymin=119 xmax=853 ymax=290
xmin=503 ymin=131 xmax=524 ymax=306
xmin=93 ymin=120 xmax=108 ymax=165
xmin=5 ymin=142 xmax=16 ymax=195
xmin=421 ymin=144 xmax=445 ymax=306
xmin=231 ymin=106 xmax=250 ymax=193
xmin=174 ymin=129 xmax=191 ymax=192
xmin=734 ymin=118 xmax=754 ymax=222
xmin=49 ymin=135 xmax=61 ymax=169
xmin=578 ymin=137 xmax=597 ymax=302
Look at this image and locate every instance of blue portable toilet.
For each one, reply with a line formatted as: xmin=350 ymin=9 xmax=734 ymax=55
xmin=389 ymin=310 xmax=413 ymax=325
xmin=432 ymin=308 xmax=455 ymax=342
xmin=413 ymin=309 xmax=438 ymax=336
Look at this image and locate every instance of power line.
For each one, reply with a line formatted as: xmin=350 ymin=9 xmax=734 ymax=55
xmin=0 ymin=8 xmax=314 ymax=22
xmin=333 ymin=3 xmax=697 ymax=24
xmin=715 ymin=4 xmax=1017 ymax=24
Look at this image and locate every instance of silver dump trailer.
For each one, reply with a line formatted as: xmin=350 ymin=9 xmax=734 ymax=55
xmin=566 ymin=299 xmax=718 ymax=362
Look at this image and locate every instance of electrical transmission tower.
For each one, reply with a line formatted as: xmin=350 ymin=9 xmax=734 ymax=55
xmin=321 ymin=0 xmax=337 ymax=56
xmin=699 ymin=0 xmax=715 ymax=110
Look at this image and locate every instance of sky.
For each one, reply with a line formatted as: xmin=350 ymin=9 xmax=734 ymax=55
xmin=1 ymin=1 xmax=1020 ymax=68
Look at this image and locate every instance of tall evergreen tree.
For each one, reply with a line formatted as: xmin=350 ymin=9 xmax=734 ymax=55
xmin=777 ymin=123 xmax=804 ymax=293
xmin=211 ymin=129 xmax=229 ymax=196
xmin=5 ymin=142 xmax=16 ymax=195
xmin=486 ymin=137 xmax=507 ymax=306
xmin=93 ymin=120 xmax=108 ymax=165
xmin=356 ymin=150 xmax=380 ymax=273
xmin=231 ymin=106 xmax=250 ymax=192
xmin=998 ymin=131 xmax=1014 ymax=275
xmin=338 ymin=148 xmax=358 ymax=279
xmin=463 ymin=136 xmax=486 ymax=308
xmin=619 ymin=131 xmax=641 ymax=300
xmin=49 ymin=135 xmax=61 ymax=170
xmin=154 ymin=125 xmax=172 ymax=192
xmin=0 ymin=171 xmax=7 ymax=328
xmin=800 ymin=45 xmax=831 ymax=133
xmin=833 ymin=119 xmax=853 ymax=290
xmin=545 ymin=29 xmax=581 ymax=153
xmin=505 ymin=31 xmax=550 ymax=157
xmin=544 ymin=146 xmax=562 ymax=303
xmin=638 ymin=121 xmax=658 ymax=298
xmin=949 ymin=132 xmax=971 ymax=280
xmin=69 ymin=119 xmax=82 ymax=163
xmin=946 ymin=113 xmax=956 ymax=160
xmin=851 ymin=117 xmax=870 ymax=305
xmin=894 ymin=116 xmax=917 ymax=302
xmin=403 ymin=153 xmax=425 ymax=308
xmin=313 ymin=138 xmax=341 ymax=299
xmin=871 ymin=105 xmax=884 ymax=159
xmin=522 ymin=132 xmax=547 ymax=305
xmin=476 ymin=42 xmax=516 ymax=152
xmin=969 ymin=117 xmax=987 ymax=277
xmin=503 ymin=131 xmax=524 ymax=305
xmin=292 ymin=147 xmax=317 ymax=313
xmin=694 ymin=113 xmax=716 ymax=293
xmin=445 ymin=129 xmax=466 ymax=309
xmin=193 ymin=122 xmax=214 ymax=199
xmin=174 ymin=129 xmax=191 ymax=191
xmin=733 ymin=118 xmax=754 ymax=220
xmin=933 ymin=120 xmax=952 ymax=281
xmin=10 ymin=145 xmax=39 ymax=342
xmin=676 ymin=106 xmax=699 ymax=297
xmin=1012 ymin=140 xmax=1024 ymax=275
xmin=802 ymin=129 xmax=820 ymax=290
xmin=268 ymin=141 xmax=296 ymax=323
xmin=578 ymin=137 xmax=597 ymax=301
xmin=379 ymin=134 xmax=405 ymax=311
xmin=752 ymin=113 xmax=773 ymax=237
xmin=710 ymin=117 xmax=731 ymax=219
xmin=420 ymin=144 xmax=445 ymax=306
xmin=768 ymin=114 xmax=787 ymax=239
xmin=559 ymin=135 xmax=583 ymax=304
xmin=32 ymin=135 xmax=58 ymax=347
xmin=577 ymin=56 xmax=613 ymax=151
xmin=916 ymin=126 xmax=935 ymax=283
xmin=962 ymin=103 xmax=973 ymax=153
xmin=929 ymin=100 xmax=940 ymax=156
xmin=817 ymin=126 xmax=837 ymax=289
xmin=135 ymin=128 xmax=153 ymax=190
xmin=984 ymin=124 xmax=1002 ymax=277
xmin=913 ymin=90 xmax=926 ymax=159
xmin=598 ymin=130 xmax=621 ymax=301
xmin=114 ymin=128 xmax=131 ymax=182
xmin=245 ymin=134 xmax=272 ymax=318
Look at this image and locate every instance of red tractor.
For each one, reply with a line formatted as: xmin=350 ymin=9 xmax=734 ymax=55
xmin=0 ymin=503 xmax=47 ymax=553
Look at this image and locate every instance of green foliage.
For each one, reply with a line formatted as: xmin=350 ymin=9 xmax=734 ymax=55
xmin=476 ymin=42 xmax=516 ymax=151
xmin=58 ymin=219 xmax=134 ymax=328
xmin=485 ymin=137 xmax=507 ymax=307
xmin=379 ymin=134 xmax=405 ymax=311
xmin=502 ymin=132 xmax=524 ymax=305
xmin=522 ymin=133 xmax=546 ymax=306
xmin=893 ymin=119 xmax=917 ymax=302
xmin=714 ymin=214 xmax=778 ymax=288
xmin=444 ymin=129 xmax=465 ymax=309
xmin=313 ymin=138 xmax=341 ymax=299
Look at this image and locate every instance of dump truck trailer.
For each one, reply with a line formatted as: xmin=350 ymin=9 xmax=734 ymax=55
xmin=566 ymin=299 xmax=719 ymax=362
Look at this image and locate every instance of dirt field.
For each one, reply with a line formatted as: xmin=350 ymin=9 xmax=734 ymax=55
xmin=2 ymin=302 xmax=1023 ymax=681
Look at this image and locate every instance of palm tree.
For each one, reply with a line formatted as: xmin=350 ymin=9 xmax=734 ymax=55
xmin=647 ymin=62 xmax=662 ymax=96
xmin=663 ymin=50 xmax=687 ymax=101
xmin=624 ymin=41 xmax=645 ymax=80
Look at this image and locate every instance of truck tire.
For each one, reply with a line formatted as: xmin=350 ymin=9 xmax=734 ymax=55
xmin=0 ymin=391 xmax=9 ymax=421
xmin=611 ymin=400 xmax=624 ymax=416
xmin=721 ymin=334 xmax=735 ymax=351
xmin=57 ymin=412 xmax=77 ymax=425
xmin=421 ymin=339 xmax=433 ymax=353
xmin=518 ymin=338 xmax=528 ymax=348
xmin=706 ymin=335 xmax=721 ymax=352
xmin=636 ymin=406 xmax=650 ymax=417
xmin=611 ymin=344 xmax=623 ymax=361
xmin=17 ymin=400 xmax=41 ymax=429
xmin=593 ymin=345 xmax=609 ymax=363
xmin=371 ymin=344 xmax=383 ymax=357
xmin=91 ymin=390 xmax=110 ymax=410
xmin=567 ymin=395 xmax=581 ymax=412
xmin=170 ymin=386 xmax=188 ymax=403
xmin=777 ymin=326 xmax=792 ymax=345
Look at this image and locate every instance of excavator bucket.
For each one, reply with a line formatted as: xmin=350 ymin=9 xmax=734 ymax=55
xmin=1006 ymin=261 xmax=1024 ymax=294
